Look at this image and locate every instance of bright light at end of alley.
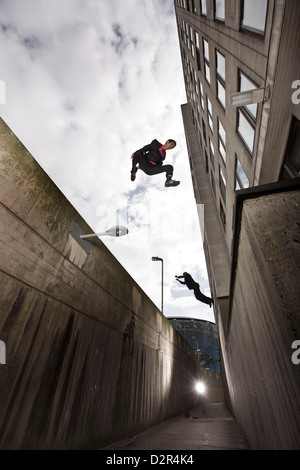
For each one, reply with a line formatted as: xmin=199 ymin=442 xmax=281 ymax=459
xmin=195 ymin=381 xmax=205 ymax=394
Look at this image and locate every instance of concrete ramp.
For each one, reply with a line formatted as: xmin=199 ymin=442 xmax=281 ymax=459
xmin=101 ymin=402 xmax=248 ymax=450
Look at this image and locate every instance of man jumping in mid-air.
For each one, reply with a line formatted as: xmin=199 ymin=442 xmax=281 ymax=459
xmin=175 ymin=272 xmax=214 ymax=308
xmin=130 ymin=138 xmax=180 ymax=187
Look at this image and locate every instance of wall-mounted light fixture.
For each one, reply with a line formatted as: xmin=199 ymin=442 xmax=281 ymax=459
xmin=229 ymin=86 xmax=271 ymax=107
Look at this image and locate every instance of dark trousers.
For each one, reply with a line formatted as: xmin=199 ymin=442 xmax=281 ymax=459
xmin=133 ymin=154 xmax=173 ymax=177
xmin=193 ymin=286 xmax=212 ymax=305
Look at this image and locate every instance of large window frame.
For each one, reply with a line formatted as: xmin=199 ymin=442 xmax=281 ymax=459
xmin=189 ymin=25 xmax=195 ymax=58
xmin=202 ymin=118 xmax=207 ymax=145
xmin=219 ymin=165 xmax=226 ymax=203
xmin=203 ymin=38 xmax=210 ymax=84
xmin=220 ymin=200 xmax=226 ymax=229
xmin=214 ymin=0 xmax=225 ymax=22
xmin=209 ymin=138 xmax=215 ymax=168
xmin=237 ymin=70 xmax=258 ymax=154
xmin=199 ymin=79 xmax=205 ymax=110
xmin=207 ymin=96 xmax=213 ymax=133
xmin=241 ymin=0 xmax=268 ymax=35
xmin=211 ymin=172 xmax=216 ymax=196
xmin=237 ymin=111 xmax=255 ymax=153
xmin=218 ymin=118 xmax=226 ymax=164
xmin=195 ymin=31 xmax=201 ymax=71
xmin=200 ymin=0 xmax=207 ymax=16
xmin=235 ymin=155 xmax=250 ymax=189
xmin=216 ymin=50 xmax=226 ymax=109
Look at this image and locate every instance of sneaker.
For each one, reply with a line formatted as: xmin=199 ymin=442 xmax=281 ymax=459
xmin=165 ymin=178 xmax=180 ymax=187
xmin=130 ymin=168 xmax=137 ymax=181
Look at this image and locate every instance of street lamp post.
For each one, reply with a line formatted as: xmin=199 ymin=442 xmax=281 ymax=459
xmin=152 ymin=256 xmax=163 ymax=314
xmin=80 ymin=225 xmax=128 ymax=239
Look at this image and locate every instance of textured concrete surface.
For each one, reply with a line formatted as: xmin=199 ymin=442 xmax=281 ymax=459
xmin=101 ymin=402 xmax=248 ymax=450
xmin=222 ymin=188 xmax=300 ymax=450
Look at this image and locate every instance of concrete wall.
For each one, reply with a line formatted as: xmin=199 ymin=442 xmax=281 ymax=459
xmin=222 ymin=183 xmax=300 ymax=449
xmin=0 ymin=118 xmax=223 ymax=449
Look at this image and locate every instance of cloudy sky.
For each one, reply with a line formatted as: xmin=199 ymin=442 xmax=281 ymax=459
xmin=0 ymin=0 xmax=215 ymax=322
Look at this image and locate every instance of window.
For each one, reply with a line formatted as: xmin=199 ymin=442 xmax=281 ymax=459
xmin=199 ymin=80 xmax=205 ymax=109
xmin=198 ymin=126 xmax=203 ymax=150
xmin=215 ymin=0 xmax=225 ymax=22
xmin=195 ymin=31 xmax=200 ymax=49
xmin=237 ymin=111 xmax=255 ymax=153
xmin=211 ymin=173 xmax=216 ymax=196
xmin=192 ymin=108 xmax=196 ymax=125
xmin=217 ymin=81 xmax=226 ymax=108
xmin=200 ymin=0 xmax=207 ymax=16
xmin=202 ymin=119 xmax=207 ymax=144
xmin=241 ymin=0 xmax=268 ymax=34
xmin=220 ymin=200 xmax=226 ymax=228
xmin=194 ymin=70 xmax=198 ymax=95
xmin=186 ymin=28 xmax=190 ymax=51
xmin=189 ymin=26 xmax=195 ymax=58
xmin=209 ymin=138 xmax=215 ymax=168
xmin=203 ymin=39 xmax=210 ymax=84
xmin=219 ymin=166 xmax=226 ymax=202
xmin=218 ymin=119 xmax=226 ymax=164
xmin=205 ymin=149 xmax=208 ymax=172
xmin=203 ymin=39 xmax=209 ymax=61
xmin=216 ymin=50 xmax=225 ymax=81
xmin=235 ymin=155 xmax=249 ymax=189
xmin=183 ymin=21 xmax=187 ymax=46
xmin=195 ymin=31 xmax=201 ymax=71
xmin=216 ymin=50 xmax=226 ymax=108
xmin=280 ymin=117 xmax=300 ymax=180
xmin=205 ymin=63 xmax=211 ymax=84
xmin=207 ymin=96 xmax=213 ymax=132
xmin=237 ymin=71 xmax=258 ymax=154
xmin=180 ymin=20 xmax=185 ymax=43
xmin=240 ymin=73 xmax=257 ymax=118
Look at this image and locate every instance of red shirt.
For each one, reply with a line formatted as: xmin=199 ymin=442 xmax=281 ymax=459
xmin=159 ymin=145 xmax=166 ymax=159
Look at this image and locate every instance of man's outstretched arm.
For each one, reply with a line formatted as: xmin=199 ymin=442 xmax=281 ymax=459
xmin=175 ymin=276 xmax=185 ymax=285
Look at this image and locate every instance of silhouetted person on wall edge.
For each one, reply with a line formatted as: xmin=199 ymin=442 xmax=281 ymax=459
xmin=175 ymin=272 xmax=214 ymax=308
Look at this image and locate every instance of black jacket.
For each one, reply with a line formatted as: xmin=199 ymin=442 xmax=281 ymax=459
xmin=134 ymin=139 xmax=164 ymax=166
xmin=177 ymin=273 xmax=198 ymax=290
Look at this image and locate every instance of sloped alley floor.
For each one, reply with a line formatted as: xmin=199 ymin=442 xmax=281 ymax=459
xmin=101 ymin=402 xmax=248 ymax=451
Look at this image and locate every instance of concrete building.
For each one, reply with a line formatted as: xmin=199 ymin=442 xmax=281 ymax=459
xmin=174 ymin=0 xmax=300 ymax=449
